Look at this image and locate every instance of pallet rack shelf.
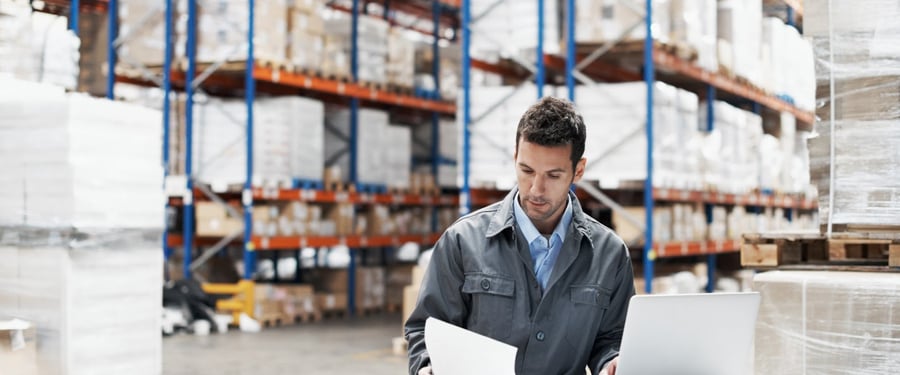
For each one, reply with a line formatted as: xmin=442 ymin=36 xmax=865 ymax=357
xmin=97 ymin=0 xmax=461 ymax=316
xmin=460 ymin=0 xmax=814 ymax=293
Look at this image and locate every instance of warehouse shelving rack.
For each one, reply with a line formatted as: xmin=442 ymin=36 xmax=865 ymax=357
xmin=459 ymin=0 xmax=815 ymax=293
xmin=103 ymin=0 xmax=460 ymax=316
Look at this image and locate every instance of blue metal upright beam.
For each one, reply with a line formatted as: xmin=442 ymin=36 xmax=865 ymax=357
xmin=460 ymin=0 xmax=472 ymax=215
xmin=536 ymin=0 xmax=544 ymax=98
xmin=786 ymin=6 xmax=795 ymax=29
xmin=69 ymin=0 xmax=79 ymax=36
xmin=162 ymin=0 xmax=175 ymax=261
xmin=182 ymin=0 xmax=197 ymax=279
xmin=348 ymin=0 xmax=361 ymax=316
xmin=642 ymin=0 xmax=655 ymax=294
xmin=565 ymin=0 xmax=575 ymax=101
xmin=107 ymin=0 xmax=118 ymax=99
xmin=243 ymin=0 xmax=257 ymax=280
xmin=705 ymin=84 xmax=716 ymax=293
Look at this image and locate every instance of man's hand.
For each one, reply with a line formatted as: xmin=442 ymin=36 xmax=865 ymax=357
xmin=418 ymin=366 xmax=433 ymax=375
xmin=599 ymin=357 xmax=619 ymax=375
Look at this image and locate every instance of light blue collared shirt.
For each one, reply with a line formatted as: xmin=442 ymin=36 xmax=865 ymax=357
xmin=513 ymin=193 xmax=573 ymax=291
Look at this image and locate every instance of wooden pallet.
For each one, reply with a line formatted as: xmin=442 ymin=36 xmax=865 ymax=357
xmin=257 ymin=313 xmax=290 ymax=328
xmin=741 ymin=231 xmax=900 ymax=270
xmin=285 ymin=310 xmax=322 ymax=324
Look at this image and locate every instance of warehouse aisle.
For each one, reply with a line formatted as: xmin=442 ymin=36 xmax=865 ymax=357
xmin=163 ymin=314 xmax=407 ymax=375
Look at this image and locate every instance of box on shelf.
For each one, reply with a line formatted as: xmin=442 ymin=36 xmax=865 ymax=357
xmin=717 ymin=0 xmax=762 ymax=86
xmin=312 ymin=267 xmax=386 ymax=311
xmin=324 ymin=106 xmax=390 ymax=186
xmin=195 ymin=202 xmax=243 ymax=237
xmin=0 ymin=319 xmax=38 ymax=375
xmin=288 ymin=4 xmax=325 ymax=71
xmin=315 ymin=292 xmax=349 ymax=313
xmin=0 ymin=78 xmax=163 ymax=229
xmin=753 ymin=271 xmax=900 ymax=374
xmin=0 ymin=245 xmax=162 ymax=375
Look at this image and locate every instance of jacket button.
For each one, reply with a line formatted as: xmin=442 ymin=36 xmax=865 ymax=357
xmin=480 ymin=279 xmax=491 ymax=290
xmin=536 ymin=331 xmax=545 ymax=341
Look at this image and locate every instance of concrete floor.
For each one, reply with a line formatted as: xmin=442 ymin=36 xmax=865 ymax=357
xmin=164 ymin=313 xmax=408 ymax=375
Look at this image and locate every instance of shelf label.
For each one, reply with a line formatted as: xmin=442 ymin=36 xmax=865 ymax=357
xmin=360 ymin=237 xmax=368 ymax=247
xmin=304 ymin=77 xmax=311 ymax=88
xmin=301 ymin=189 xmax=315 ymax=201
xmin=681 ymin=242 xmax=688 ymax=256
xmin=300 ymin=237 xmax=308 ymax=247
xmin=261 ymin=238 xmax=270 ymax=249
xmin=393 ymin=194 xmax=404 ymax=204
xmin=272 ymin=70 xmax=280 ymax=83
xmin=336 ymin=192 xmax=349 ymax=202
xmin=658 ymin=189 xmax=670 ymax=199
xmin=679 ymin=190 xmax=690 ymax=200
xmin=337 ymin=83 xmax=345 ymax=94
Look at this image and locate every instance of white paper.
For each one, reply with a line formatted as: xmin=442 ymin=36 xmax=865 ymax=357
xmin=425 ymin=317 xmax=517 ymax=375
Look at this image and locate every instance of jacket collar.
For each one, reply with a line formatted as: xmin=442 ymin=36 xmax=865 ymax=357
xmin=486 ymin=186 xmax=594 ymax=248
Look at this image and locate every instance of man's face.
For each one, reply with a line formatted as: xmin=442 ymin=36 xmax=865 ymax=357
xmin=514 ymin=139 xmax=586 ymax=233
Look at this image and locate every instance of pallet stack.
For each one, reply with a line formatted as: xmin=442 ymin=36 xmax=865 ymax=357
xmin=744 ymin=2 xmax=900 ymax=373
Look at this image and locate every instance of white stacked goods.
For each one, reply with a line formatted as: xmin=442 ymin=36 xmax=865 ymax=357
xmin=0 ymin=245 xmax=162 ymax=375
xmin=323 ymin=12 xmax=388 ymax=83
xmin=0 ymin=78 xmax=163 ymax=228
xmin=414 ymin=42 xmax=462 ymax=99
xmin=470 ymin=0 xmax=558 ymax=61
xmin=387 ymin=28 xmax=415 ymax=87
xmin=668 ymin=0 xmax=717 ymax=72
xmin=119 ymin=0 xmax=287 ymax=67
xmin=574 ymin=0 xmax=671 ymax=45
xmin=753 ymin=271 xmax=900 ymax=374
xmin=0 ymin=2 xmax=79 ymax=89
xmin=186 ymin=96 xmax=324 ymax=188
xmin=577 ymin=82 xmax=702 ymax=189
xmin=324 ymin=106 xmax=390 ymax=186
xmin=760 ymin=18 xmax=816 ymax=110
xmin=412 ymin=118 xmax=459 ymax=188
xmin=716 ymin=0 xmax=762 ymax=86
xmin=699 ymin=101 xmax=762 ymax=194
xmin=288 ymin=0 xmax=325 ymax=71
xmin=805 ymin=0 xmax=900 ymax=227
xmin=385 ymin=124 xmax=412 ymax=190
xmin=467 ymin=84 xmax=556 ymax=190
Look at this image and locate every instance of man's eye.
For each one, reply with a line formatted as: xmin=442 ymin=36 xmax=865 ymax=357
xmin=549 ymin=175 xmax=561 ymax=179
xmin=522 ymin=169 xmax=534 ymax=174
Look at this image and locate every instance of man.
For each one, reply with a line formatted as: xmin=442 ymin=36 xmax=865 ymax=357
xmin=405 ymin=97 xmax=635 ymax=375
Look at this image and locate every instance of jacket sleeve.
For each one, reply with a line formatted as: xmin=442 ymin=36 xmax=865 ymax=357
xmin=403 ymin=229 xmax=470 ymax=375
xmin=589 ymin=243 xmax=636 ymax=374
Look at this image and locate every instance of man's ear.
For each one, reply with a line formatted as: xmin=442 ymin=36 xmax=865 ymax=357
xmin=573 ymin=158 xmax=587 ymax=183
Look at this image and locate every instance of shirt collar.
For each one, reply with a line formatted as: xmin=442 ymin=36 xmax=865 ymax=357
xmin=513 ymin=193 xmax=572 ymax=246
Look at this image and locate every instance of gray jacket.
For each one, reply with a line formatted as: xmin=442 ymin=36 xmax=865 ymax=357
xmin=405 ymin=187 xmax=635 ymax=375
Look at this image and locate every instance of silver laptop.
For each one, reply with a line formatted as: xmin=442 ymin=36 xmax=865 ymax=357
xmin=615 ymin=292 xmax=761 ymax=375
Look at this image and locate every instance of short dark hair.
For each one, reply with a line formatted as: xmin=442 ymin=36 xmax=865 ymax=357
xmin=515 ymin=96 xmax=586 ymax=170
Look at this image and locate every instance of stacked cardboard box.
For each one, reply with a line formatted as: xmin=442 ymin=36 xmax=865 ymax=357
xmin=414 ymin=42 xmax=461 ymax=100
xmin=323 ymin=12 xmax=388 ymax=83
xmin=288 ymin=0 xmax=325 ymax=71
xmin=469 ymin=0 xmax=559 ymax=60
xmin=760 ymin=18 xmax=816 ymax=110
xmin=386 ymin=264 xmax=415 ymax=311
xmin=699 ymin=100 xmax=763 ymax=194
xmin=312 ymin=267 xmax=385 ymax=313
xmin=0 ymin=2 xmax=80 ymax=89
xmin=0 ymin=78 xmax=163 ymax=228
xmin=387 ymin=28 xmax=415 ymax=87
xmin=385 ymin=124 xmax=412 ymax=191
xmin=324 ymin=106 xmax=391 ymax=186
xmin=177 ymin=96 xmax=324 ymax=189
xmin=717 ymin=0 xmax=762 ymax=85
xmin=195 ymin=202 xmax=243 ymax=237
xmin=753 ymin=271 xmax=900 ymax=374
xmin=805 ymin=0 xmax=900 ymax=227
xmin=0 ymin=319 xmax=38 ymax=375
xmin=402 ymin=265 xmax=427 ymax=330
xmin=0 ymin=246 xmax=162 ymax=375
xmin=412 ymin=118 xmax=459 ymax=188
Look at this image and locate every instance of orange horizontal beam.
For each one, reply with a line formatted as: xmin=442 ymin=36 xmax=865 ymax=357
xmin=252 ymin=233 xmax=443 ymax=250
xmin=653 ymin=188 xmax=817 ymax=210
xmin=167 ymin=233 xmax=443 ymax=249
xmin=654 ymin=240 xmax=741 ymax=258
xmin=252 ymin=188 xmax=458 ymax=206
xmin=652 ymin=49 xmax=814 ymax=124
xmin=253 ymin=66 xmax=456 ymax=114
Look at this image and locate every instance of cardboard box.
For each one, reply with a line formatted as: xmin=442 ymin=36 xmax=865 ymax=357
xmin=0 ymin=319 xmax=38 ymax=375
xmin=753 ymin=271 xmax=900 ymax=374
xmin=195 ymin=201 xmax=243 ymax=236
xmin=316 ymin=292 xmax=349 ymax=312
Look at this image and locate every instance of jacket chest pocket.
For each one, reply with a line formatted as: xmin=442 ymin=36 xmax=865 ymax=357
xmin=462 ymin=273 xmax=516 ymax=339
xmin=565 ymin=285 xmax=611 ymax=348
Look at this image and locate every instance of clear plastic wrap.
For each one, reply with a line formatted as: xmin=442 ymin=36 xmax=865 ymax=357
xmin=805 ymin=0 xmax=900 ymax=227
xmin=0 ymin=228 xmax=163 ymax=375
xmin=0 ymin=77 xmax=163 ymax=229
xmin=753 ymin=271 xmax=900 ymax=375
